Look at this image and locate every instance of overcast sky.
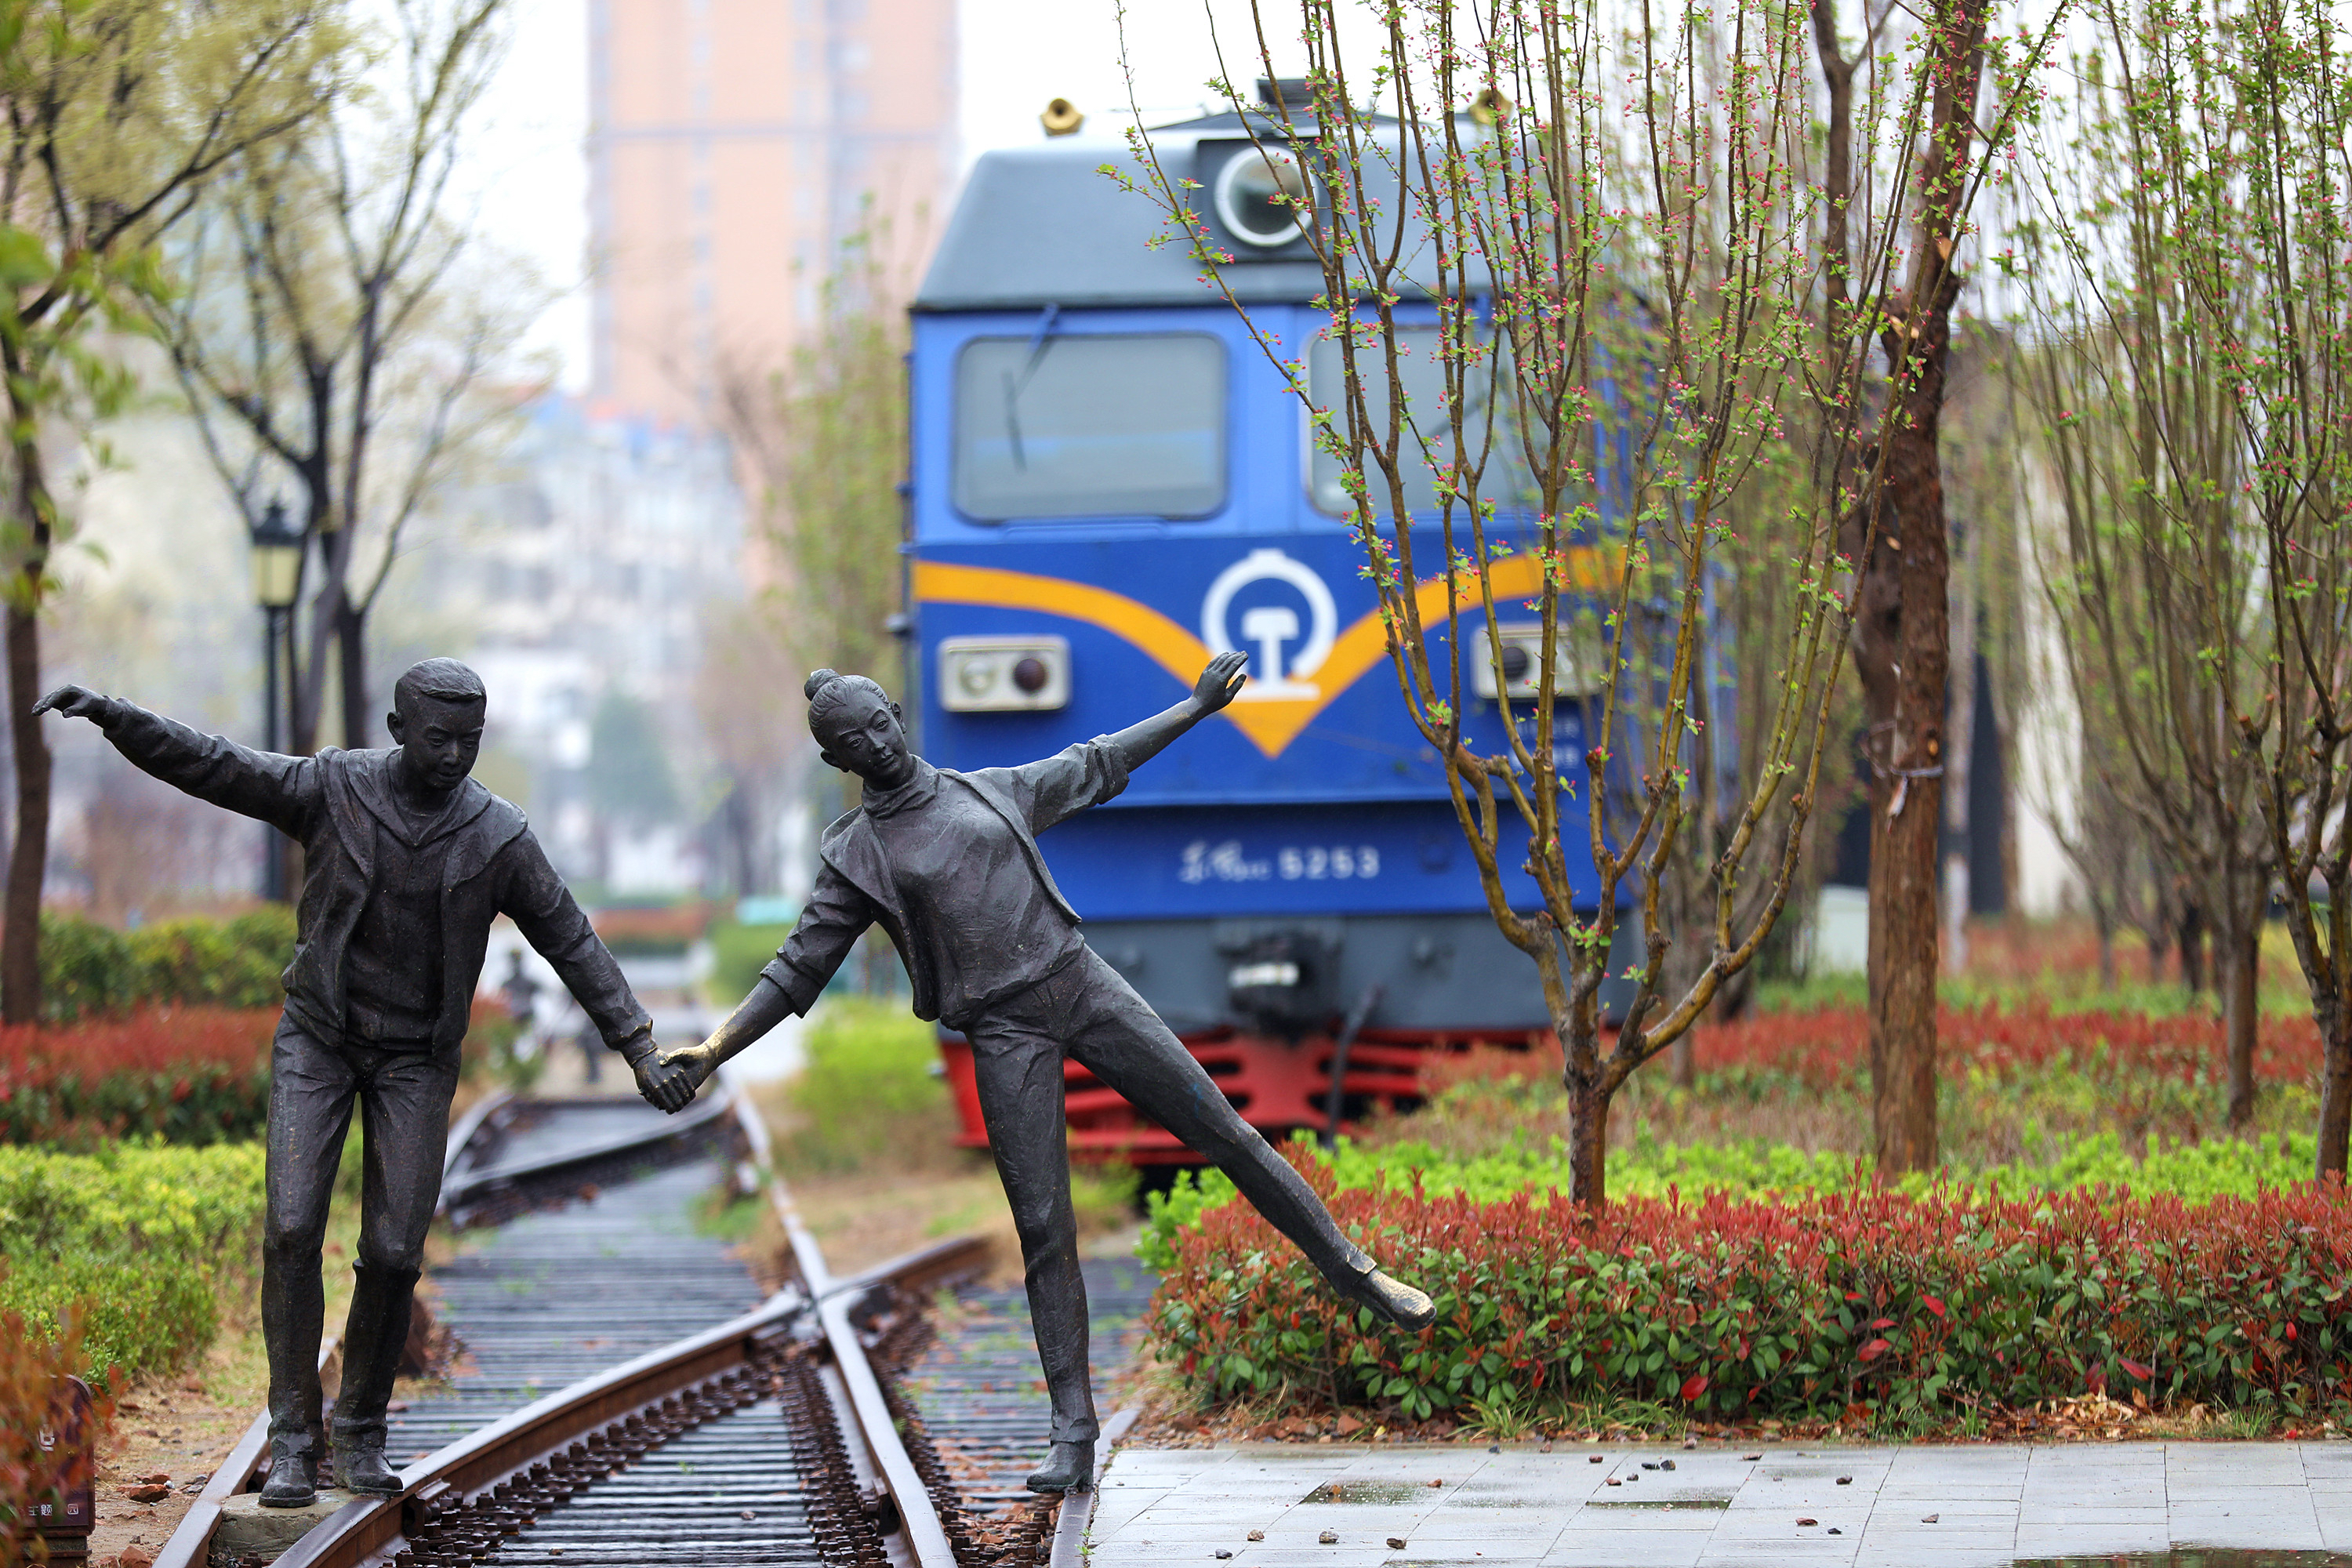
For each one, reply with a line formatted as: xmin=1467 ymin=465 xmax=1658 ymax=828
xmin=468 ymin=0 xmax=1314 ymax=387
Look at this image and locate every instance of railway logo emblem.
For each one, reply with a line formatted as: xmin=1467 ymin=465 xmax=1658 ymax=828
xmin=1200 ymin=549 xmax=1337 ymax=702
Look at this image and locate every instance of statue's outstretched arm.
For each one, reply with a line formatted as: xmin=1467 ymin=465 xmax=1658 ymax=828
xmin=1106 ymin=650 xmax=1248 ymax=774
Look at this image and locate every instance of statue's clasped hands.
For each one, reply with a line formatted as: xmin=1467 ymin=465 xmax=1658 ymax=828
xmin=633 ymin=1037 xmax=717 ymax=1114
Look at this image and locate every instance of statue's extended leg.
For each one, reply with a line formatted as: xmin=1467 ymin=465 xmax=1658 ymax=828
xmin=332 ymin=1044 xmax=463 ymax=1494
xmin=964 ymin=1011 xmax=1098 ymax=1473
xmin=1054 ymin=951 xmax=1433 ymax=1329
xmin=260 ymin=1021 xmax=362 ymax=1506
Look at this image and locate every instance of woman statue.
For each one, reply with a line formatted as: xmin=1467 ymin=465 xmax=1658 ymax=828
xmin=644 ymin=652 xmax=1433 ymax=1492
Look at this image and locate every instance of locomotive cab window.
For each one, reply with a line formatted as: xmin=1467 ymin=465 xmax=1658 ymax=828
xmin=1306 ymin=326 xmax=1531 ymax=520
xmin=953 ymin=332 xmax=1228 ymax=521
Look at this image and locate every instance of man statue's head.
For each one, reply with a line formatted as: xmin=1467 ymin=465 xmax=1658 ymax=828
xmin=387 ymin=658 xmax=487 ymax=797
xmin=805 ymin=669 xmax=915 ymax=787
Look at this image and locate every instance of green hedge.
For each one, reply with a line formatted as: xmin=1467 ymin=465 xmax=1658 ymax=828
xmin=40 ymin=907 xmax=295 ymax=1022
xmin=0 ymin=1142 xmax=266 ymax=1386
xmin=1146 ymin=1148 xmax=2352 ymax=1429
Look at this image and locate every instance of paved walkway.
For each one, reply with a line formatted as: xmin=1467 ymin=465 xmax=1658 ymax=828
xmin=1085 ymin=1441 xmax=2352 ymax=1566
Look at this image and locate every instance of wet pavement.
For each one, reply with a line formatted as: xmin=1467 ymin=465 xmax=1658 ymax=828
xmin=1083 ymin=1442 xmax=2352 ymax=1566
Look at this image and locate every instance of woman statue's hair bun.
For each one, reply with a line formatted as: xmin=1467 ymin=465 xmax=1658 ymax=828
xmin=804 ymin=669 xmax=840 ymax=701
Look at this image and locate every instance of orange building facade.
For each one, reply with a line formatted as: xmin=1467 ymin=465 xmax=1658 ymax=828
xmin=587 ymin=0 xmax=958 ymax=426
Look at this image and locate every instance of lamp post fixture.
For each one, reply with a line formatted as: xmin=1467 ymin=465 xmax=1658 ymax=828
xmin=249 ymin=499 xmax=303 ymax=901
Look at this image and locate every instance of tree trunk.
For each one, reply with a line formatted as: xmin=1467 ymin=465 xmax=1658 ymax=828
xmin=2316 ymin=990 xmax=2350 ymax=1180
xmin=2 ymin=601 xmax=48 ymax=1025
xmin=2 ymin=408 xmax=53 ymax=1028
xmin=1566 ymin=1073 xmax=1609 ymax=1208
xmin=2223 ymin=918 xmax=2259 ymax=1128
xmin=1669 ymin=1034 xmax=1695 ymax=1089
xmin=339 ymin=598 xmax=372 ymax=750
xmin=1853 ymin=289 xmax=1963 ymax=1176
xmin=2180 ymin=896 xmax=2208 ymax=996
xmin=2096 ymin=905 xmax=2116 ymax=992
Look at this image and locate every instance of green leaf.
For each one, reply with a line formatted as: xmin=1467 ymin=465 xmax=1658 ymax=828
xmin=0 ymin=225 xmax=52 ymax=289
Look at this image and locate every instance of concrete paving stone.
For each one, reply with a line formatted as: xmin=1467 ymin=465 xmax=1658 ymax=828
xmin=1537 ymin=1532 xmax=1712 ymax=1565
xmin=1708 ymin=1513 xmax=1874 ymax=1541
xmin=1384 ymin=1534 xmax=1566 ymax=1555
xmin=1692 ymin=1545 xmax=1861 ymax=1565
xmin=2168 ymin=1524 xmax=2329 ymax=1548
xmin=2170 ymin=1454 xmax=2313 ymax=1483
xmin=1857 ymin=1513 xmax=2014 ymax=1534
xmin=1867 ymin=1483 xmax=2026 ymax=1501
xmin=1858 ymin=1519 xmax=2016 ymax=1540
xmin=2013 ymin=1504 xmax=2171 ymax=1523
xmin=2010 ymin=1522 xmax=2175 ymax=1550
xmin=1557 ymin=1505 xmax=1726 ymax=1532
xmin=1846 ymin=1550 xmax=2017 ymax=1568
xmin=2163 ymin=1486 xmax=2321 ymax=1512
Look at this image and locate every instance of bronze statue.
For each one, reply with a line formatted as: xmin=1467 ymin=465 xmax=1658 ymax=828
xmin=38 ymin=661 xmax=666 ymax=1506
xmin=644 ymin=652 xmax=1436 ymax=1493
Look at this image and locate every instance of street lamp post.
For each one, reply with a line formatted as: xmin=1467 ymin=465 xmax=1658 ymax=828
xmin=249 ymin=499 xmax=303 ymax=901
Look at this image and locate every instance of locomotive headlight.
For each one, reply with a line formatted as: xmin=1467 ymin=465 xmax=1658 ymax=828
xmin=1470 ymin=623 xmax=1601 ymax=702
xmin=938 ymin=636 xmax=1070 ymax=712
xmin=1214 ymin=147 xmax=1317 ymax=249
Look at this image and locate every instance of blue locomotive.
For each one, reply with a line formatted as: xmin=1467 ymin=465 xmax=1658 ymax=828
xmin=905 ymin=90 xmax=1632 ymax=1160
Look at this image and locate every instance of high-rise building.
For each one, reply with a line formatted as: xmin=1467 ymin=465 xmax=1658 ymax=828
xmin=586 ymin=0 xmax=958 ymax=426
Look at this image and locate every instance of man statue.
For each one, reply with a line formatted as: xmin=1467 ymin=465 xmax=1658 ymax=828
xmin=36 ymin=660 xmax=668 ymax=1507
xmin=641 ymin=652 xmax=1436 ymax=1494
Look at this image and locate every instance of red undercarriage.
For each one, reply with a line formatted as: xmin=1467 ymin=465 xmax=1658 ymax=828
xmin=935 ymin=1027 xmax=1547 ymax=1162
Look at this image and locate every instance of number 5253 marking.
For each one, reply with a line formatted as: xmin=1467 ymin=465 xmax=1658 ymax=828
xmin=1277 ymin=845 xmax=1379 ymax=880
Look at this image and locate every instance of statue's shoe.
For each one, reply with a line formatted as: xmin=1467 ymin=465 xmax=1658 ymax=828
xmin=1026 ymin=1439 xmax=1096 ymax=1494
xmin=258 ymin=1437 xmax=318 ymax=1508
xmin=1338 ymin=1267 xmax=1437 ymax=1331
xmin=336 ymin=1440 xmax=404 ymax=1496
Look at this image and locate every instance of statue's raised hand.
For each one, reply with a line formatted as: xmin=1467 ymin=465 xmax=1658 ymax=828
xmin=32 ymin=684 xmax=109 ymax=722
xmin=1192 ymin=650 xmax=1250 ymax=714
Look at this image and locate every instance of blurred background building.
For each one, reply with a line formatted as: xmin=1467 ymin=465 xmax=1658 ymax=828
xmin=586 ymin=0 xmax=958 ymax=426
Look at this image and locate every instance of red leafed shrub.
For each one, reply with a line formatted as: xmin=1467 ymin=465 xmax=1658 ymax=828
xmin=1150 ymin=1146 xmax=2352 ymax=1423
xmin=0 ymin=1008 xmax=277 ymax=1147
xmin=1681 ymin=1002 xmax=2324 ymax=1091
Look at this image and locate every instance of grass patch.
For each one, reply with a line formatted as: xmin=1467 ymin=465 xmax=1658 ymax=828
xmin=772 ymin=997 xmax=962 ymax=1174
xmin=707 ymin=921 xmax=796 ymax=1014
xmin=694 ymin=1186 xmax=767 ymax=1243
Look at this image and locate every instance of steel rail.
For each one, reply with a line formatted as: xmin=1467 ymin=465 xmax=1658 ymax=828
xmin=437 ymin=1088 xmax=739 ymax=1227
xmin=723 ymin=1066 xmax=971 ymax=1568
xmin=267 ymin=1281 xmax=812 ymax=1568
xmin=1044 ymin=1408 xmax=1138 ymax=1568
xmin=152 ymin=1340 xmax=341 ymax=1568
xmin=165 ymin=1077 xmax=990 ymax=1568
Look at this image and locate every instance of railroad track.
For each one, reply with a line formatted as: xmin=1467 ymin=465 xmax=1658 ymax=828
xmin=153 ymin=1073 xmax=1116 ymax=1568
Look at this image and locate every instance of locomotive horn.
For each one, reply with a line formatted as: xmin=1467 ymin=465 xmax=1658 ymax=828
xmin=1040 ymin=98 xmax=1084 ymax=137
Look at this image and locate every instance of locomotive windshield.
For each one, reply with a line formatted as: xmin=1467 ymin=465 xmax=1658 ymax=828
xmin=1306 ymin=325 xmax=1532 ymax=519
xmin=952 ymin=332 xmax=1227 ymax=521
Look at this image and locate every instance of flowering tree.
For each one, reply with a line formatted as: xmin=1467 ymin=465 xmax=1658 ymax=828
xmin=2013 ymin=0 xmax=2351 ymax=1160
xmin=1123 ymin=0 xmax=2046 ymax=1200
